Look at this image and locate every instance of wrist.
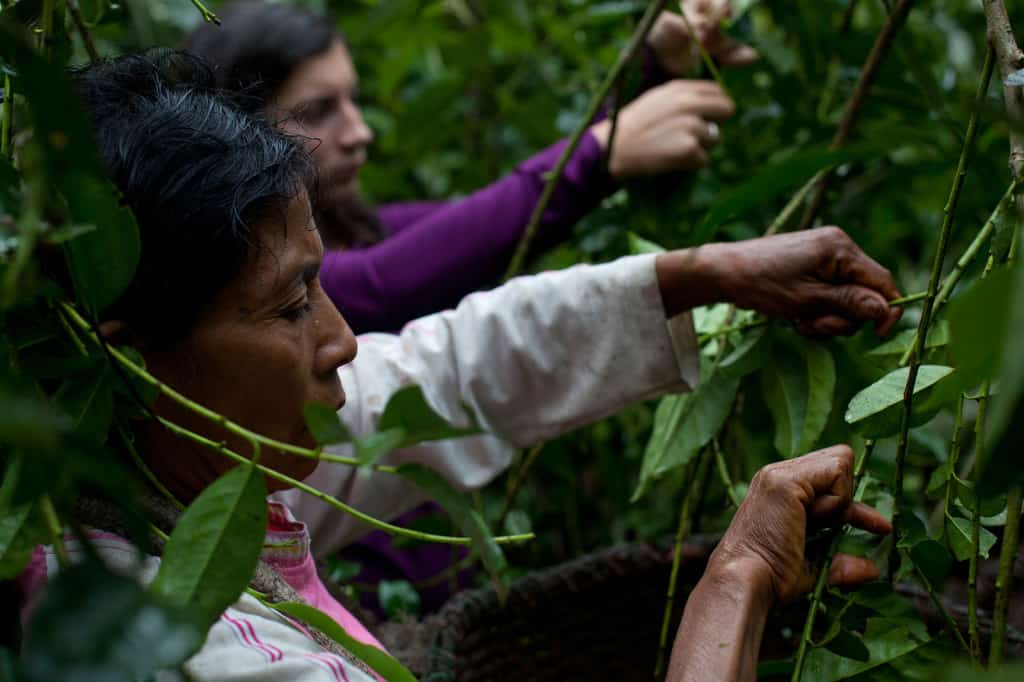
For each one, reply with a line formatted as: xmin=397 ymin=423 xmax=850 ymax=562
xmin=655 ymin=242 xmax=740 ymax=316
xmin=704 ymin=553 xmax=775 ymax=612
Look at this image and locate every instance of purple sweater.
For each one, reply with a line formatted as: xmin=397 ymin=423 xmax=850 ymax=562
xmin=320 ymin=131 xmax=615 ymax=333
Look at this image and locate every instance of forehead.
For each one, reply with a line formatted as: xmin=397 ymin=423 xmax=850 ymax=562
xmin=232 ymin=194 xmax=322 ymax=304
xmin=274 ymin=39 xmax=357 ymax=107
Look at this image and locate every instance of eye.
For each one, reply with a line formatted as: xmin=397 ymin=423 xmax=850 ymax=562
xmin=281 ymin=301 xmax=313 ymax=323
xmin=295 ymin=98 xmax=334 ymax=125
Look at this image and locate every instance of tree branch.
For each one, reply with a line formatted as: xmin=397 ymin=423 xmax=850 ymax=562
xmin=983 ymin=0 xmax=1024 ymax=181
xmin=503 ymin=0 xmax=670 ymax=280
xmin=797 ymin=0 xmax=916 ymax=231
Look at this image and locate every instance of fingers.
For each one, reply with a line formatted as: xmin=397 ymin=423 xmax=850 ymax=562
xmin=797 ymin=315 xmax=857 ymax=338
xmin=844 ymin=501 xmax=893 ymax=536
xmin=664 ymin=80 xmax=736 ymax=122
xmin=828 ymin=554 xmax=881 ymax=587
xmin=818 ymin=284 xmax=897 ymax=336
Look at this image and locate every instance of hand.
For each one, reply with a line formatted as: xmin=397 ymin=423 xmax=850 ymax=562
xmin=708 ymin=445 xmax=891 ymax=605
xmin=648 ymin=0 xmax=759 ymax=76
xmin=657 ymin=227 xmax=903 ymax=337
xmin=589 ymin=80 xmax=734 ymax=179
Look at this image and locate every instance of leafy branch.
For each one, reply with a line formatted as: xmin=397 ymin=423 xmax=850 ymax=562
xmin=890 ymin=47 xmax=995 ymax=566
xmin=503 ymin=0 xmax=671 ymax=279
xmin=797 ymin=0 xmax=917 ymax=231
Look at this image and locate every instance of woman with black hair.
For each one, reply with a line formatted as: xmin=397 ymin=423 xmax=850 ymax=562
xmin=186 ymin=0 xmax=758 ymax=334
xmin=186 ymin=0 xmax=759 ymax=612
xmin=20 ymin=51 xmax=898 ymax=681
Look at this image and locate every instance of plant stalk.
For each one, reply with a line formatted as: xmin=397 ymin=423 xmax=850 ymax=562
xmin=67 ymin=0 xmax=100 ymax=61
xmin=495 ymin=441 xmax=544 ymax=532
xmin=1 ymin=74 xmax=11 ymax=158
xmin=503 ymin=0 xmax=670 ymax=279
xmin=155 ymin=414 xmax=533 ymax=547
xmin=911 ymin=562 xmax=973 ymax=657
xmin=790 ymin=440 xmax=874 ymax=682
xmin=654 ymin=448 xmax=712 ymax=678
xmin=990 ymin=482 xmax=1024 ymax=665
xmin=797 ymin=0 xmax=916 ymax=231
xmin=39 ymin=495 xmax=69 ymax=568
xmin=968 ymin=383 xmax=991 ymax=662
xmin=891 ymin=48 xmax=996 ymax=571
xmin=190 ymin=0 xmax=220 ymax=24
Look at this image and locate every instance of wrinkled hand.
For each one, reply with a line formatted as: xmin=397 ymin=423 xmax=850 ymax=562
xmin=709 ymin=446 xmax=891 ymax=605
xmin=648 ymin=0 xmax=759 ymax=76
xmin=590 ymin=80 xmax=734 ymax=178
xmin=717 ymin=227 xmax=903 ymax=337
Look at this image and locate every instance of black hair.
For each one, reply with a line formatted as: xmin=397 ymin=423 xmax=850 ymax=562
xmin=184 ymin=1 xmax=339 ymax=115
xmin=74 ymin=49 xmax=316 ymax=348
xmin=185 ymin=2 xmax=385 ymax=248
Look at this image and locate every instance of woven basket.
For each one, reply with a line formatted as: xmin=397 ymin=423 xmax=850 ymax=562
xmin=374 ymin=538 xmax=1024 ymax=681
xmin=414 ymin=540 xmax=716 ymax=682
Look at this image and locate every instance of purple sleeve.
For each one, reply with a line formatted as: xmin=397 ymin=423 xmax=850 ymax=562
xmin=321 ymin=131 xmax=615 ymax=333
xmin=375 ymin=200 xmax=449 ymax=236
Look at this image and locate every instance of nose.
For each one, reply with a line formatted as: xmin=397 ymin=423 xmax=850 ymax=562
xmin=312 ymin=283 xmax=357 ymax=379
xmin=336 ymin=98 xmax=374 ymax=151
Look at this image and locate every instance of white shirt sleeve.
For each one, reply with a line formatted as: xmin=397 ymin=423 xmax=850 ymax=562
xmin=274 ymin=254 xmax=699 ymax=555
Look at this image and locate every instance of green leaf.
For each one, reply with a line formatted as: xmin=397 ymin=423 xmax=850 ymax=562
xmin=503 ymin=509 xmax=532 ymax=536
xmin=697 ymin=146 xmax=876 ymax=242
xmin=0 ymin=501 xmax=45 ymax=579
xmin=267 ymin=601 xmax=417 ymax=682
xmin=803 ymin=616 xmax=930 ymax=679
xmin=945 ymin=515 xmax=997 ymax=562
xmin=150 ymin=464 xmax=268 ymax=625
xmin=908 ymin=538 xmax=952 ymax=587
xmin=633 ymin=367 xmax=739 ymax=501
xmin=718 ymin=326 xmax=770 ymax=379
xmin=760 ymin=336 xmax=835 ymax=458
xmin=353 ymin=429 xmax=406 ymax=466
xmin=866 ymin=322 xmax=949 ymax=360
xmin=378 ymin=385 xmax=480 ymax=443
xmin=20 ymin=561 xmax=203 ymax=682
xmin=824 ymin=628 xmax=871 ymax=662
xmin=396 ymin=463 xmax=508 ymax=596
xmin=0 ymin=27 xmax=140 ymax=313
xmin=626 ymin=231 xmax=666 ymax=255
xmin=378 ymin=579 xmax=421 ymax=619
xmin=303 ymin=402 xmax=352 ymax=445
xmin=0 ymin=380 xmax=70 ymax=453
xmin=949 ymin=267 xmax=1014 ymax=385
xmin=55 ymin=368 xmax=114 ymax=444
xmin=844 ymin=365 xmax=957 ymax=439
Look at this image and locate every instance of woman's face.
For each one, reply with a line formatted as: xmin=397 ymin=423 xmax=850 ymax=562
xmin=273 ymin=39 xmax=374 ymax=206
xmin=141 ymin=192 xmax=357 ymax=497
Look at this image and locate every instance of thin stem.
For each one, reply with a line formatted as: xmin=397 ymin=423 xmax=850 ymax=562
xmin=911 ymin=562 xmax=973 ymax=657
xmin=495 ymin=442 xmax=544 ymax=532
xmin=969 ymin=383 xmax=991 ymax=663
xmin=888 ymin=291 xmax=928 ymax=306
xmin=155 ymin=414 xmax=533 ymax=547
xmin=654 ymin=448 xmax=712 ymax=678
xmin=891 ymin=48 xmax=995 ymax=568
xmin=503 ymin=0 xmax=670 ymax=279
xmin=602 ymin=78 xmax=624 ymax=172
xmin=59 ymin=303 xmax=398 ymax=474
xmin=1 ymin=73 xmax=12 ymax=158
xmin=678 ymin=4 xmax=730 ymax=97
xmin=991 ymin=482 xmax=1023 ymax=665
xmin=119 ymin=426 xmax=185 ymax=512
xmin=39 ymin=495 xmax=69 ymax=568
xmin=697 ymin=317 xmax=767 ymax=344
xmin=712 ymin=437 xmax=741 ymax=508
xmin=189 ymin=0 xmax=220 ymax=24
xmin=790 ymin=440 xmax=875 ymax=682
xmin=765 ymin=173 xmax=820 ymax=236
xmin=797 ymin=0 xmax=917 ymax=231
xmin=39 ymin=0 xmax=55 ymax=52
xmin=930 ymin=182 xmax=1018 ymax=322
xmin=67 ymin=0 xmax=99 ymax=61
